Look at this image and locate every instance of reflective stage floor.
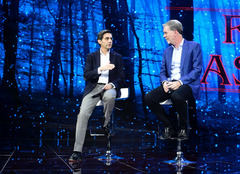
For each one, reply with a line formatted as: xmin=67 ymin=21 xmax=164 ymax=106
xmin=0 ymin=96 xmax=240 ymax=174
xmin=1 ymin=121 xmax=240 ymax=174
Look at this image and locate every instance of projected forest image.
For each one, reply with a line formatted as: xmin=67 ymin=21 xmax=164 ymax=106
xmin=0 ymin=0 xmax=240 ymax=134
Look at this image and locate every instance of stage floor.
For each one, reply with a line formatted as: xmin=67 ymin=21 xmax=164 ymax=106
xmin=0 ymin=119 xmax=240 ymax=174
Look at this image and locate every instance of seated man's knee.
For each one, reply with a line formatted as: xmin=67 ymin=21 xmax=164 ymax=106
xmin=171 ymin=92 xmax=184 ymax=103
xmin=144 ymin=93 xmax=152 ymax=105
xmin=103 ymin=91 xmax=116 ymax=101
xmin=103 ymin=95 xmax=116 ymax=101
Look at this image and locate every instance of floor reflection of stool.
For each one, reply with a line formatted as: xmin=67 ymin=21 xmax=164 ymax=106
xmin=160 ymin=99 xmax=195 ymax=171
xmin=164 ymin=138 xmax=195 ymax=173
xmin=90 ymin=88 xmax=129 ymax=166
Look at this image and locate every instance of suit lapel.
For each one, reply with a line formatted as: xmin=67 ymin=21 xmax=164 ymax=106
xmin=180 ymin=40 xmax=188 ymax=72
xmin=109 ymin=51 xmax=114 ymax=78
xmin=167 ymin=47 xmax=173 ymax=73
xmin=110 ymin=51 xmax=114 ymax=63
xmin=96 ymin=50 xmax=100 ymax=67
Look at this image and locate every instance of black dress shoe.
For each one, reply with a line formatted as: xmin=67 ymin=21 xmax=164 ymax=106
xmin=159 ymin=127 xmax=175 ymax=140
xmin=69 ymin=152 xmax=82 ymax=163
xmin=178 ymin=129 xmax=188 ymax=139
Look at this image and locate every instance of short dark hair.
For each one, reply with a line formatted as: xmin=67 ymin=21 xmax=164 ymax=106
xmin=97 ymin=29 xmax=112 ymax=40
xmin=163 ymin=20 xmax=183 ymax=35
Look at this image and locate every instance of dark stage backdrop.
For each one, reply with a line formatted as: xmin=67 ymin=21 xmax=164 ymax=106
xmin=0 ymin=0 xmax=240 ymax=133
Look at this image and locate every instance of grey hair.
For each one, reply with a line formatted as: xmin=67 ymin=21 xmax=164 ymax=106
xmin=163 ymin=20 xmax=183 ymax=35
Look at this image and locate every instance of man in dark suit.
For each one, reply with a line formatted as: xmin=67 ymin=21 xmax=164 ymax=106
xmin=69 ymin=30 xmax=124 ymax=163
xmin=145 ymin=20 xmax=202 ymax=139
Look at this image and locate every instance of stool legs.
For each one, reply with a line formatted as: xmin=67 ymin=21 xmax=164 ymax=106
xmin=97 ymin=122 xmax=123 ymax=166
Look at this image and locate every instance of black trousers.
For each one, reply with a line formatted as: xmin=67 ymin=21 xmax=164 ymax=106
xmin=144 ymin=84 xmax=195 ymax=129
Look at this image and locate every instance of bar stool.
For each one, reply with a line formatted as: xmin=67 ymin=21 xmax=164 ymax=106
xmin=159 ymin=99 xmax=196 ymax=170
xmin=90 ymin=88 xmax=129 ymax=166
xmin=159 ymin=99 xmax=191 ymax=135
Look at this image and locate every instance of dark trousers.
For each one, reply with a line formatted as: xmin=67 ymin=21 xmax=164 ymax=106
xmin=144 ymin=84 xmax=195 ymax=129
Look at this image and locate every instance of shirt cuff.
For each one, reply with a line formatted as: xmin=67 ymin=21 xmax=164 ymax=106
xmin=109 ymin=82 xmax=116 ymax=88
xmin=98 ymin=67 xmax=101 ymax=74
xmin=162 ymin=80 xmax=168 ymax=85
xmin=178 ymin=80 xmax=183 ymax=85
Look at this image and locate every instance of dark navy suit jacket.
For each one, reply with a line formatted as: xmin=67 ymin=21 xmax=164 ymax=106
xmin=83 ymin=50 xmax=124 ymax=98
xmin=160 ymin=40 xmax=202 ymax=99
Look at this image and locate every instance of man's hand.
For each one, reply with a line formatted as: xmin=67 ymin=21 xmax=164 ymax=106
xmin=163 ymin=81 xmax=170 ymax=93
xmin=167 ymin=81 xmax=181 ymax=91
xmin=99 ymin=64 xmax=115 ymax=71
xmin=103 ymin=83 xmax=113 ymax=90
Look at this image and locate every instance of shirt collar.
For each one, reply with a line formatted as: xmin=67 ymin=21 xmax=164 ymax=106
xmin=100 ymin=49 xmax=110 ymax=56
xmin=171 ymin=38 xmax=184 ymax=49
xmin=179 ymin=39 xmax=184 ymax=48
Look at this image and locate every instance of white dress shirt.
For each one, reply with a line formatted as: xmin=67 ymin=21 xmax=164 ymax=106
xmin=98 ymin=49 xmax=110 ymax=84
xmin=170 ymin=39 xmax=184 ymax=81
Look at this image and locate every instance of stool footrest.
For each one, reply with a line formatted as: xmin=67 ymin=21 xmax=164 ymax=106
xmin=90 ymin=129 xmax=106 ymax=137
xmin=90 ymin=133 xmax=105 ymax=136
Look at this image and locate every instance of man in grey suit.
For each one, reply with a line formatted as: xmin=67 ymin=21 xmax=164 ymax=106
xmin=69 ymin=30 xmax=124 ymax=163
